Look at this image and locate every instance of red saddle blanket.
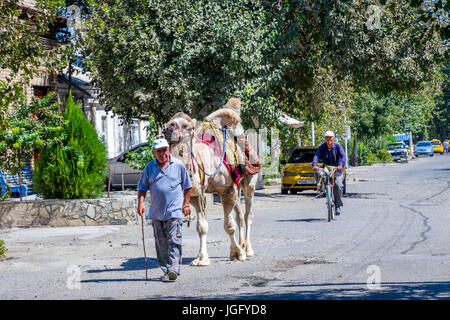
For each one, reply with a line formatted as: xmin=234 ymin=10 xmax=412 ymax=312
xmin=196 ymin=132 xmax=261 ymax=187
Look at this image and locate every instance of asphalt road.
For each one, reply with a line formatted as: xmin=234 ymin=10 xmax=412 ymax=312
xmin=0 ymin=154 xmax=449 ymax=300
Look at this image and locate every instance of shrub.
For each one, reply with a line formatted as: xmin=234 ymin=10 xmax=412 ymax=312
xmin=126 ymin=145 xmax=154 ymax=171
xmin=365 ymin=152 xmax=378 ymax=166
xmin=33 ymin=93 xmax=108 ymax=199
xmin=0 ymin=240 xmax=7 ymax=260
xmin=353 ymin=135 xmax=395 ymax=166
xmin=376 ymin=149 xmax=393 ymax=163
xmin=357 ymin=142 xmax=371 ymax=165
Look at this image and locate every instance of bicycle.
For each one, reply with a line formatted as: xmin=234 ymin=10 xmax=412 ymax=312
xmin=316 ymin=166 xmax=338 ymax=222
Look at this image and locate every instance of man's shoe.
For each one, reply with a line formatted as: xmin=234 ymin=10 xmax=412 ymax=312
xmin=160 ymin=274 xmax=170 ymax=281
xmin=168 ymin=271 xmax=178 ymax=281
xmin=335 ymin=207 xmax=341 ymax=216
xmin=315 ymin=192 xmax=325 ymax=199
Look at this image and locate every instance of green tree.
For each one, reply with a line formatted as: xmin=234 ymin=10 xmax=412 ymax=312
xmin=428 ymin=63 xmax=450 ymax=140
xmin=0 ymin=0 xmax=66 ymax=131
xmin=0 ymin=93 xmax=63 ymax=200
xmin=81 ymin=0 xmax=278 ymax=125
xmin=34 ymin=93 xmax=108 ymax=199
xmin=351 ymin=86 xmax=441 ymax=142
xmin=272 ymin=0 xmax=446 ymax=118
xmin=79 ymin=0 xmax=446 ymax=128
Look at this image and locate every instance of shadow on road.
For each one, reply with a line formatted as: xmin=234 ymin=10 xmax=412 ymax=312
xmin=81 ymin=257 xmax=197 ymax=283
xmin=86 ymin=257 xmax=159 ymax=274
xmin=253 ymin=192 xmax=288 ymax=199
xmin=162 ymin=281 xmax=450 ymax=300
xmin=343 ymin=192 xmax=389 ymax=199
xmin=276 ymin=219 xmax=327 ymax=223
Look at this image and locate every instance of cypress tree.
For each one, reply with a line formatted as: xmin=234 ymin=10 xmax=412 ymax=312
xmin=34 ymin=93 xmax=108 ymax=199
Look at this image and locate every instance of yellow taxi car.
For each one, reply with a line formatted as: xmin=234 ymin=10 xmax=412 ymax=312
xmin=280 ymin=147 xmax=320 ymax=195
xmin=430 ymin=139 xmax=444 ymax=154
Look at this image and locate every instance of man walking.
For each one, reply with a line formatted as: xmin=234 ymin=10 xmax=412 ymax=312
xmin=444 ymin=139 xmax=448 ymax=154
xmin=312 ymin=131 xmax=346 ymax=215
xmin=137 ymin=138 xmax=192 ymax=281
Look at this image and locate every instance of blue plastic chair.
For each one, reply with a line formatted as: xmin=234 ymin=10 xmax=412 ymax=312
xmin=0 ymin=169 xmax=28 ymax=197
xmin=0 ymin=170 xmax=7 ymax=197
xmin=21 ymin=166 xmax=34 ymax=195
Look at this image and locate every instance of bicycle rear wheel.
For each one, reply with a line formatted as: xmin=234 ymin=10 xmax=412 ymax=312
xmin=326 ymin=184 xmax=333 ymax=222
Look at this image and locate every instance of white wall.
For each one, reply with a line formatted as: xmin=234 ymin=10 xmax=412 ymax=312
xmin=92 ymin=107 xmax=149 ymax=159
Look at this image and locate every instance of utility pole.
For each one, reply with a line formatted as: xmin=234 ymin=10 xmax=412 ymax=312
xmin=344 ymin=112 xmax=349 ymax=168
xmin=409 ymin=132 xmax=413 ymax=158
xmin=311 ymin=122 xmax=315 ymax=146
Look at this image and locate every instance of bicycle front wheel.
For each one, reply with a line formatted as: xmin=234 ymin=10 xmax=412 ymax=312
xmin=326 ymin=184 xmax=333 ymax=222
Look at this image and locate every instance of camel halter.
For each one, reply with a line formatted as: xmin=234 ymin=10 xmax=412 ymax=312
xmin=166 ymin=125 xmax=228 ymax=177
xmin=184 ymin=126 xmax=228 ymax=177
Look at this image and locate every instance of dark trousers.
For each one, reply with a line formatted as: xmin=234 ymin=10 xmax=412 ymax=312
xmin=315 ymin=169 xmax=344 ymax=208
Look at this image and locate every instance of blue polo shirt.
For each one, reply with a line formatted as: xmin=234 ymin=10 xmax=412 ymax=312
xmin=137 ymin=156 xmax=192 ymax=221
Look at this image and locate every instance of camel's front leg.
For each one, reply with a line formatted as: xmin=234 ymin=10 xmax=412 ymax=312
xmin=234 ymin=201 xmax=245 ymax=248
xmin=242 ymin=196 xmax=254 ymax=257
xmin=190 ymin=196 xmax=210 ymax=266
xmin=222 ymin=194 xmax=247 ymax=262
xmin=242 ymin=177 xmax=256 ymax=257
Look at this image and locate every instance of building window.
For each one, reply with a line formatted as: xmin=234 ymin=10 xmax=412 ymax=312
xmin=33 ymin=86 xmax=49 ymax=99
xmin=101 ymin=116 xmax=107 ymax=134
xmin=125 ymin=122 xmax=139 ymax=150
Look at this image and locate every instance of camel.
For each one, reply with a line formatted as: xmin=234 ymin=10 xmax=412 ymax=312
xmin=163 ymin=98 xmax=259 ymax=266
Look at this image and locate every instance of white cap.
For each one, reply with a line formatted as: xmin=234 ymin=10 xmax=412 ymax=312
xmin=324 ymin=131 xmax=334 ymax=138
xmin=152 ymin=138 xmax=169 ymax=149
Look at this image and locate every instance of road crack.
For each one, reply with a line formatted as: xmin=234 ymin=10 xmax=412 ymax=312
xmin=400 ymin=205 xmax=431 ymax=255
xmin=424 ymin=181 xmax=450 ymax=201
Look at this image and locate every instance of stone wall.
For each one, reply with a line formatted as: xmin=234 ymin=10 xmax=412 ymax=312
xmin=0 ymin=197 xmax=138 ymax=229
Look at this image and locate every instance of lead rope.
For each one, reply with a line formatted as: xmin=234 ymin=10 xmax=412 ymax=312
xmin=180 ymin=127 xmax=227 ymax=227
xmin=187 ymin=131 xmax=195 ymax=228
xmin=185 ymin=127 xmax=228 ymax=177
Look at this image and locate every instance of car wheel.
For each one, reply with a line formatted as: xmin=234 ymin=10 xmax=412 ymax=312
xmin=281 ymin=189 xmax=288 ymax=195
xmin=290 ymin=189 xmax=298 ymax=195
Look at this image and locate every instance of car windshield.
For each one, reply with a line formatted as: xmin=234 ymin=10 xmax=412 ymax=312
xmin=387 ymin=143 xmax=404 ymax=150
xmin=431 ymin=141 xmax=441 ymax=145
xmin=288 ymin=149 xmax=317 ymax=163
xmin=416 ymin=142 xmax=431 ymax=147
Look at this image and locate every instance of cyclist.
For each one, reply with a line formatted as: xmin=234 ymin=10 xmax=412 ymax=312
xmin=312 ymin=131 xmax=346 ymax=215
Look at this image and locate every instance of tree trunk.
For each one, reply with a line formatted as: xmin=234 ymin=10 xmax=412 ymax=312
xmin=351 ymin=132 xmax=358 ymax=166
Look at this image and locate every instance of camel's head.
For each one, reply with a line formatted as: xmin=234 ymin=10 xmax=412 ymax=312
xmin=205 ymin=98 xmax=241 ymax=129
xmin=163 ymin=112 xmax=196 ymax=146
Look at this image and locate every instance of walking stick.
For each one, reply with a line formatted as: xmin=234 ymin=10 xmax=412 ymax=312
xmin=140 ymin=214 xmax=148 ymax=280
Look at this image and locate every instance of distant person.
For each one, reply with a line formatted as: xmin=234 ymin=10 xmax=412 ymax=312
xmin=137 ymin=138 xmax=192 ymax=282
xmin=444 ymin=140 xmax=448 ymax=154
xmin=312 ymin=131 xmax=346 ymax=215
